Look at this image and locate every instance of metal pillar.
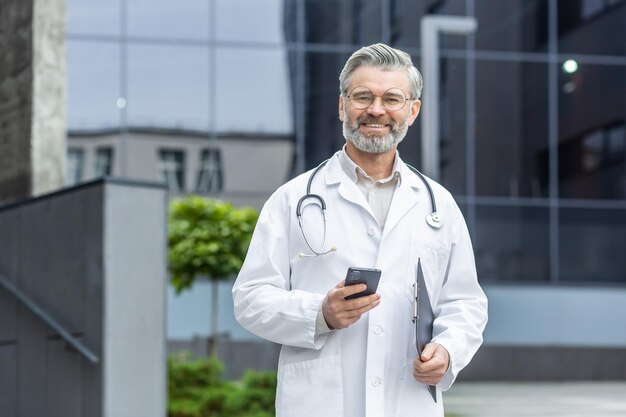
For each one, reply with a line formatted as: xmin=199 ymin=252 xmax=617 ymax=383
xmin=420 ymin=15 xmax=477 ymax=180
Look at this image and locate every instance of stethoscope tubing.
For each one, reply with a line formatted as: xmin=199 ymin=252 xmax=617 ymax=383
xmin=296 ymin=158 xmax=442 ymax=257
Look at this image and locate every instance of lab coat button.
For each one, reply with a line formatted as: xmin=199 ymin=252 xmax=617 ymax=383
xmin=373 ymin=326 xmax=383 ymax=335
xmin=367 ymin=228 xmax=375 ymax=236
xmin=372 ymin=378 xmax=381 ymax=387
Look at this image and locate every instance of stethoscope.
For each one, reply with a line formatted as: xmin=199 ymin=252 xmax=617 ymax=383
xmin=296 ymin=159 xmax=443 ymax=258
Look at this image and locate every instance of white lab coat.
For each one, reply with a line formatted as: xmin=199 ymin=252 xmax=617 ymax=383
xmin=233 ymin=151 xmax=488 ymax=417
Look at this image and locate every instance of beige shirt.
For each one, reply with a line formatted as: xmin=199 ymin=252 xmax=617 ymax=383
xmin=316 ymin=146 xmax=402 ymax=334
xmin=337 ymin=146 xmax=402 ymax=229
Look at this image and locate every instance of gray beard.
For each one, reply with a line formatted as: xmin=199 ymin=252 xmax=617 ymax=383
xmin=342 ymin=110 xmax=410 ymax=154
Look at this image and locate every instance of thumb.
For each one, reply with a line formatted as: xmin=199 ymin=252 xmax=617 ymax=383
xmin=420 ymin=343 xmax=437 ymax=362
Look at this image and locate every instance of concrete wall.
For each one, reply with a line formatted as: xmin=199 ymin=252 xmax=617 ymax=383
xmin=0 ymin=0 xmax=66 ymax=204
xmin=0 ymin=179 xmax=166 ymax=417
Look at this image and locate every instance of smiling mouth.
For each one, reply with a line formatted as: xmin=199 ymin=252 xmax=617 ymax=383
xmin=361 ymin=123 xmax=389 ymax=128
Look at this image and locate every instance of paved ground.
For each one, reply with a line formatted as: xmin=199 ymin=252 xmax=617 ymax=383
xmin=443 ymin=382 xmax=626 ymax=417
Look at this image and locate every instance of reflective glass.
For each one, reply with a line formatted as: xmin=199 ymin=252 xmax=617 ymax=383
xmin=216 ymin=0 xmax=285 ymax=43
xmin=66 ymin=0 xmax=120 ymax=36
xmin=300 ymin=52 xmax=349 ymax=168
xmin=429 ymin=57 xmax=468 ymax=196
xmin=475 ymin=206 xmax=550 ymax=282
xmin=474 ymin=0 xmax=548 ymax=52
xmin=127 ymin=44 xmax=209 ymax=131
xmin=558 ymin=62 xmax=626 ymax=199
xmin=558 ymin=0 xmax=626 ymax=56
xmin=127 ymin=0 xmax=210 ymax=40
xmin=67 ymin=41 xmax=120 ymax=130
xmin=66 ymin=148 xmax=85 ymax=186
xmin=560 ymin=208 xmax=626 ymax=283
xmin=215 ymin=48 xmax=292 ymax=134
xmin=474 ymin=60 xmax=549 ymax=198
xmin=390 ymin=0 xmax=466 ymax=49
xmin=303 ymin=0 xmax=382 ymax=45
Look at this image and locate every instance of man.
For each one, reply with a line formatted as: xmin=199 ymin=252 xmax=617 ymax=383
xmin=232 ymin=43 xmax=487 ymax=417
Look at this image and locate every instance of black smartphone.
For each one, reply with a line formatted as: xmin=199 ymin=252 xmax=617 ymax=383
xmin=344 ymin=267 xmax=382 ymax=300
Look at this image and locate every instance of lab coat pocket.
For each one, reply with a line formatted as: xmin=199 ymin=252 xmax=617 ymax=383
xmin=276 ymin=355 xmax=343 ymax=417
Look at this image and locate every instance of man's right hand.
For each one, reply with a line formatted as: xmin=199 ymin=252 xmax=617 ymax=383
xmin=322 ymin=280 xmax=381 ymax=330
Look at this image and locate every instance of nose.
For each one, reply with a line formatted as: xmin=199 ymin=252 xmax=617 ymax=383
xmin=367 ymin=96 xmax=386 ymax=116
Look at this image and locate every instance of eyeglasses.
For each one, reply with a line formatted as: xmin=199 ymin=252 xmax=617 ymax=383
xmin=346 ymin=87 xmax=414 ymax=112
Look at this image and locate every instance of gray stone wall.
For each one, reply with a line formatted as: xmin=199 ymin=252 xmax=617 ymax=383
xmin=31 ymin=0 xmax=66 ymax=195
xmin=0 ymin=0 xmax=66 ymax=204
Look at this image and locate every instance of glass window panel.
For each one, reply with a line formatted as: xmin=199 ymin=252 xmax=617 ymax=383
xmin=66 ymin=0 xmax=120 ymax=36
xmin=558 ymin=63 xmax=626 ymax=200
xmin=127 ymin=0 xmax=209 ymax=40
xmin=473 ymin=0 xmax=548 ymax=53
xmin=302 ymin=0 xmax=382 ymax=45
xmin=474 ymin=60 xmax=549 ymax=198
xmin=475 ymin=205 xmax=550 ymax=282
xmin=560 ymin=207 xmax=626 ymax=283
xmin=66 ymin=148 xmax=85 ymax=186
xmin=428 ymin=57 xmax=468 ymax=195
xmin=390 ymin=0 xmax=467 ymax=49
xmin=215 ymin=48 xmax=292 ymax=134
xmin=216 ymin=0 xmax=285 ymax=43
xmin=95 ymin=147 xmax=114 ymax=177
xmin=67 ymin=41 xmax=120 ymax=130
xmin=302 ymin=51 xmax=355 ymax=169
xmin=558 ymin=0 xmax=626 ymax=56
xmin=196 ymin=148 xmax=223 ymax=193
xmin=127 ymin=44 xmax=209 ymax=131
xmin=159 ymin=149 xmax=186 ymax=191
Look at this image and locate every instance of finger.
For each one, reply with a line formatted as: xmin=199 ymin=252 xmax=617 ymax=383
xmin=420 ymin=343 xmax=437 ymax=362
xmin=413 ymin=356 xmax=444 ymax=374
xmin=413 ymin=366 xmax=445 ymax=383
xmin=345 ymin=292 xmax=380 ymax=310
xmin=335 ymin=279 xmax=346 ymax=289
xmin=348 ymin=298 xmax=381 ymax=317
xmin=413 ymin=365 xmax=445 ymax=381
xmin=341 ymin=283 xmax=368 ymax=298
xmin=413 ymin=357 xmax=437 ymax=373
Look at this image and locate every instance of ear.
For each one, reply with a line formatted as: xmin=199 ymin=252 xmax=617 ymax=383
xmin=407 ymin=99 xmax=421 ymax=126
xmin=338 ymin=94 xmax=344 ymax=121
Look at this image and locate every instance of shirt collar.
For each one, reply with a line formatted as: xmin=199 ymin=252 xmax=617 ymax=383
xmin=339 ymin=144 xmax=402 ymax=186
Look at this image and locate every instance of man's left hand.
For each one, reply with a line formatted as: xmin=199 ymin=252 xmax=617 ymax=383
xmin=412 ymin=342 xmax=450 ymax=385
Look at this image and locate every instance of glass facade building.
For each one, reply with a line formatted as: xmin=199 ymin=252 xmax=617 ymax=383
xmin=66 ymin=0 xmax=626 ymax=288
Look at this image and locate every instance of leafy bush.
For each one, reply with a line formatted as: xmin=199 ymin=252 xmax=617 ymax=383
xmin=168 ymin=354 xmax=276 ymax=417
xmin=168 ymin=196 xmax=258 ymax=293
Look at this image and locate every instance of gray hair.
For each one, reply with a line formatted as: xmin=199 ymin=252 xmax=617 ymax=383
xmin=339 ymin=43 xmax=423 ymax=99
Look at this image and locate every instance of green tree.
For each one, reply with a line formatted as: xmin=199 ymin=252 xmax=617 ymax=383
xmin=168 ymin=196 xmax=258 ymax=357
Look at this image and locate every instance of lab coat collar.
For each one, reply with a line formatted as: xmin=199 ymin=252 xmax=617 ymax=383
xmin=382 ymin=157 xmax=424 ymax=237
xmin=324 ymin=150 xmax=423 ymax=190
xmin=324 ymin=150 xmax=425 ymax=235
xmin=324 ymin=152 xmax=376 ymax=220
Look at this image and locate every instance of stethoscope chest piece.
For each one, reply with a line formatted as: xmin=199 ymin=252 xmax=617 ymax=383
xmin=426 ymin=212 xmax=443 ymax=229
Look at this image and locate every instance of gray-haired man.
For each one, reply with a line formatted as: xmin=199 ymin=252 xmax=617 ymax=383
xmin=233 ymin=43 xmax=487 ymax=417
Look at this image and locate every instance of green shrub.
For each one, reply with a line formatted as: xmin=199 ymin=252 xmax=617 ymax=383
xmin=224 ymin=370 xmax=277 ymax=416
xmin=168 ymin=354 xmax=277 ymax=417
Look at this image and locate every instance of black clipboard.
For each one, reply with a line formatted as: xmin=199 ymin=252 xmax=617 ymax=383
xmin=413 ymin=258 xmax=437 ymax=402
